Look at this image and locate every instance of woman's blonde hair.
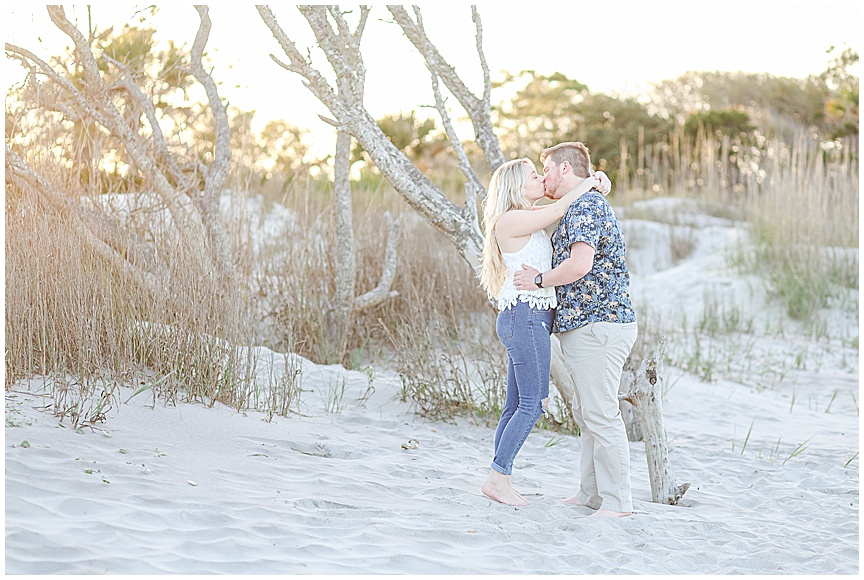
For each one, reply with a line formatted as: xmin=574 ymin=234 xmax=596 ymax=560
xmin=478 ymin=158 xmax=533 ymax=300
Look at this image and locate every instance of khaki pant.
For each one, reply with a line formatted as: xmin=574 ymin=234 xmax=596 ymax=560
xmin=558 ymin=321 xmax=638 ymax=512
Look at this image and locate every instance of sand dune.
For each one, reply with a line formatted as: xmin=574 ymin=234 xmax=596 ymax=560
xmin=5 ymin=354 xmax=858 ymax=573
xmin=5 ymin=201 xmax=858 ymax=574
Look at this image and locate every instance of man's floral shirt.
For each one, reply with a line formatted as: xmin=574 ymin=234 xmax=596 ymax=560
xmin=551 ymin=190 xmax=636 ymax=333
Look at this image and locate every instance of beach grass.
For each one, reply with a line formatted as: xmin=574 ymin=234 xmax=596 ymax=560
xmin=5 ymin=120 xmax=858 ymax=427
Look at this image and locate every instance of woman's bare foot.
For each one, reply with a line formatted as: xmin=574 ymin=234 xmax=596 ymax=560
xmin=590 ymin=509 xmax=632 ymax=518
xmin=505 ymin=475 xmax=527 ymax=503
xmin=482 ymin=470 xmax=528 ymax=506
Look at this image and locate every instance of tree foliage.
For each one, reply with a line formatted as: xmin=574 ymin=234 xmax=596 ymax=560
xmin=683 ymin=108 xmax=754 ymax=140
xmin=493 ymin=70 xmax=588 ymax=161
xmin=493 ymin=70 xmax=671 ymax=181
xmin=650 ymin=49 xmax=859 ymax=143
xmin=817 ymin=46 xmax=859 ymax=139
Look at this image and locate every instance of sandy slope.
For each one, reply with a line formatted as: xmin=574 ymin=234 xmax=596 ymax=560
xmin=5 ymin=200 xmax=859 ymax=574
xmin=5 ymin=357 xmax=858 ymax=574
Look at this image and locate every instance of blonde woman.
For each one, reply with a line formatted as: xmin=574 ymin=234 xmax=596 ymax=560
xmin=478 ymin=158 xmax=610 ymax=506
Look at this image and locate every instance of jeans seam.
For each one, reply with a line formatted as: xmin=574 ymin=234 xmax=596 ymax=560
xmin=531 ymin=309 xmax=540 ymax=399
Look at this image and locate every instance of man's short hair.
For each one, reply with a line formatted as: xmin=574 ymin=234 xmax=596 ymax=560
xmin=541 ymin=142 xmax=592 ymax=178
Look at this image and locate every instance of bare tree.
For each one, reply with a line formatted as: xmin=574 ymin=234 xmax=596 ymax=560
xmin=5 ymin=5 xmax=235 ymax=286
xmin=255 ymin=6 xmax=398 ymax=361
xmin=257 ymin=5 xmax=484 ymax=266
xmin=256 ymin=4 xmax=581 ymax=412
xmin=327 ymin=128 xmax=400 ymax=359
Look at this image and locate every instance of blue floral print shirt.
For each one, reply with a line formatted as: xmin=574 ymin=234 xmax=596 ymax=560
xmin=551 ymin=190 xmax=637 ymax=333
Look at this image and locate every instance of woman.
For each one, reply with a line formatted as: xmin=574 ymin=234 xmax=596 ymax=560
xmin=478 ymin=158 xmax=606 ymax=506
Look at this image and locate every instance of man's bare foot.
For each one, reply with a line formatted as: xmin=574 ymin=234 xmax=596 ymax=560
xmin=562 ymin=496 xmax=595 ymax=508
xmin=482 ymin=471 xmax=528 ymax=506
xmin=590 ymin=509 xmax=632 ymax=518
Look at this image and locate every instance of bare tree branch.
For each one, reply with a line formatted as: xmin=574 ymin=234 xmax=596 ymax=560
xmin=471 ymin=6 xmax=493 ymax=108
xmin=5 ymin=42 xmax=111 ymax=128
xmin=354 ymin=212 xmax=400 ymax=311
xmin=331 ymin=129 xmax=356 ymax=343
xmin=44 ymin=6 xmax=189 ymax=228
xmin=101 ymin=54 xmax=188 ymax=188
xmin=427 ymin=71 xmax=484 ymax=228
xmin=190 ymin=5 xmax=234 ymax=276
xmin=354 ymin=6 xmax=370 ymax=42
xmin=10 ymin=6 xmax=238 ymax=281
xmin=387 ymin=5 xmax=505 ymax=171
xmin=258 ymin=5 xmax=483 ymax=268
xmin=256 ymin=5 xmax=345 ymax=116
xmin=299 ymin=5 xmax=365 ymax=103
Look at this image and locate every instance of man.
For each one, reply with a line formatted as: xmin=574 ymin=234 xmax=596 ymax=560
xmin=513 ymin=142 xmax=638 ymax=518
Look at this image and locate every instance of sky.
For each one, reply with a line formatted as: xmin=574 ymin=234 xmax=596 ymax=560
xmin=4 ymin=2 xmax=861 ymax=156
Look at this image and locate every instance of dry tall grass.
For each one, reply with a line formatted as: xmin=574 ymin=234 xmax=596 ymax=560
xmin=620 ymin=128 xmax=858 ymax=326
xmin=743 ymin=137 xmax=858 ymax=323
xmin=6 ymin=119 xmax=858 ymax=427
xmin=5 ymin=179 xmax=262 ymax=426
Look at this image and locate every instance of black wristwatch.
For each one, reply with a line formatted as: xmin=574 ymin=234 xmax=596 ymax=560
xmin=534 ymin=273 xmax=544 ymax=288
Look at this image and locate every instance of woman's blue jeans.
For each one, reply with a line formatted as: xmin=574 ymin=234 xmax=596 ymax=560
xmin=492 ymin=301 xmax=553 ymax=475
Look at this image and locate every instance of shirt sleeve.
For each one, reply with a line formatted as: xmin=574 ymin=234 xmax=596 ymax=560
xmin=561 ymin=194 xmax=600 ymax=250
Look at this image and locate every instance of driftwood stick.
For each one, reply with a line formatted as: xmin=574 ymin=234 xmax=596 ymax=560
xmin=619 ymin=368 xmax=644 ymax=442
xmin=619 ymin=338 xmax=690 ymax=505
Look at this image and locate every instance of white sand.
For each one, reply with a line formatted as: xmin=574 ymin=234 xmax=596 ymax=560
xmin=5 ymin=200 xmax=859 ymax=574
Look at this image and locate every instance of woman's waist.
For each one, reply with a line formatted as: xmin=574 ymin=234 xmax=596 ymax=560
xmin=500 ymin=280 xmax=556 ymax=295
xmin=498 ymin=283 xmax=556 ymax=310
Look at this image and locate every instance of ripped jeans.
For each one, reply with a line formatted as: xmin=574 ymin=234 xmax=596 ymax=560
xmin=491 ymin=300 xmax=553 ymax=475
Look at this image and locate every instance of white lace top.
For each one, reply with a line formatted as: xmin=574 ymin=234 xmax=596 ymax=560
xmin=498 ymin=230 xmax=557 ymax=311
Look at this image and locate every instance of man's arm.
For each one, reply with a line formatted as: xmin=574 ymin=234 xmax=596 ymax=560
xmin=513 ymin=242 xmax=594 ymax=290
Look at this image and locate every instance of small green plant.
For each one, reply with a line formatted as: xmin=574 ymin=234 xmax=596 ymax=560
xmin=843 ymin=452 xmax=858 ymax=468
xmin=769 ymin=436 xmax=782 ymax=462
xmin=794 ymin=349 xmax=806 ymax=370
xmin=698 ymin=289 xmax=754 ymax=336
xmin=782 ymin=436 xmax=814 ymax=465
xmin=669 ymin=225 xmax=696 ymax=264
xmin=384 ymin=309 xmax=507 ymax=425
xmin=354 ymin=366 xmax=376 ymax=408
xmin=740 ymin=418 xmax=755 ymax=455
xmin=824 ymin=389 xmax=839 ymax=413
xmin=265 ymin=357 xmax=302 ymax=421
xmin=680 ymin=336 xmax=716 ymax=383
xmin=322 ymin=373 xmax=347 ymax=414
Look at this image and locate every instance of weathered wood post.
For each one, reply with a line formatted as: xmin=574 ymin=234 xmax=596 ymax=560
xmin=619 ymin=387 xmax=644 ymax=442
xmin=619 ymin=338 xmax=690 ymax=505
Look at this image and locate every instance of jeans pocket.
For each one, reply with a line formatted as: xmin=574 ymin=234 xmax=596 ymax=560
xmin=496 ymin=308 xmax=515 ymax=342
